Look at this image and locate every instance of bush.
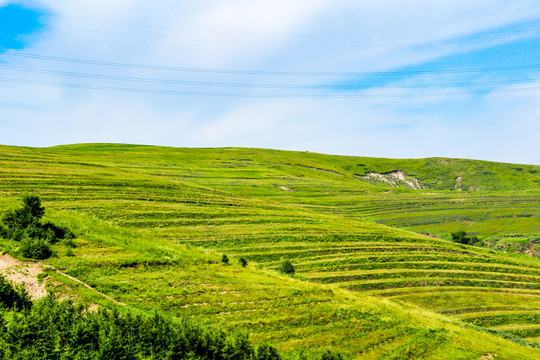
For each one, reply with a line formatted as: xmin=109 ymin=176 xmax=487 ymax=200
xmin=255 ymin=343 xmax=281 ymax=360
xmin=20 ymin=237 xmax=52 ymax=260
xmin=41 ymin=222 xmax=74 ymax=241
xmin=279 ymin=260 xmax=295 ymax=275
xmin=222 ymin=254 xmax=230 ymax=265
xmin=239 ymin=257 xmax=248 ymax=267
xmin=22 ymin=195 xmax=45 ymax=219
xmin=451 ymin=230 xmax=479 ymax=245
xmin=2 ymin=195 xmax=45 ymax=232
xmin=320 ymin=350 xmax=344 ymax=360
xmin=1 ymin=196 xmax=74 ymax=260
xmin=63 ymin=237 xmax=77 ymax=249
xmin=0 ymin=295 xmax=287 ymax=360
xmin=0 ymin=274 xmax=31 ymax=311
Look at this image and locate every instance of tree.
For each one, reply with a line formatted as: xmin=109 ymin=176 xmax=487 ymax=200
xmin=239 ymin=257 xmax=248 ymax=267
xmin=279 ymin=260 xmax=295 ymax=275
xmin=451 ymin=230 xmax=479 ymax=245
xmin=22 ymin=195 xmax=45 ymax=220
xmin=2 ymin=195 xmax=45 ymax=232
xmin=221 ymin=254 xmax=229 ymax=265
xmin=1 ymin=195 xmax=74 ymax=260
xmin=451 ymin=230 xmax=468 ymax=244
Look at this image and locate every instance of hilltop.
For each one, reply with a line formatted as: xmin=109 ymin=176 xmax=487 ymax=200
xmin=0 ymin=144 xmax=539 ymax=359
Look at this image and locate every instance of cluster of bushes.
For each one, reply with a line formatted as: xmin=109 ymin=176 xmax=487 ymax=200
xmin=0 ymin=274 xmax=343 ymax=360
xmin=0 ymin=195 xmax=74 ymax=259
xmin=450 ymin=230 xmax=479 ymax=246
xmin=221 ymin=254 xmax=249 ymax=268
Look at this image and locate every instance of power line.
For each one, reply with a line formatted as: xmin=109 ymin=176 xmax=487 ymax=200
xmin=4 ymin=51 xmax=540 ymax=76
xmin=1 ymin=75 xmax=539 ymax=98
xmin=4 ymin=10 xmax=538 ymax=47
xmin=32 ymin=22 xmax=540 ymax=48
xmin=1 ymin=64 xmax=539 ymax=89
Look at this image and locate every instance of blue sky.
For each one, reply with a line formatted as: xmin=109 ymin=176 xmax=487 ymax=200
xmin=1 ymin=0 xmax=539 ymax=164
xmin=0 ymin=4 xmax=44 ymax=50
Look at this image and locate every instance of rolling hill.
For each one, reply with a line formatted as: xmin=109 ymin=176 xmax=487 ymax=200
xmin=0 ymin=143 xmax=539 ymax=359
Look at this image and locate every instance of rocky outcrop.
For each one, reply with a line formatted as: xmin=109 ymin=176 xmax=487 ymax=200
xmin=357 ymin=170 xmax=425 ymax=190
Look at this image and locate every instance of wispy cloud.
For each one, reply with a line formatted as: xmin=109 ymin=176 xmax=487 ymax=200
xmin=1 ymin=1 xmax=540 ymax=163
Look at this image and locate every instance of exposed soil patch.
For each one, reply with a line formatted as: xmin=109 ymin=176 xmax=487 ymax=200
xmin=0 ymin=253 xmax=47 ymax=300
xmin=454 ymin=176 xmax=463 ymax=191
xmin=273 ymin=184 xmax=293 ymax=191
xmin=479 ymin=353 xmax=498 ymax=360
xmin=0 ymin=253 xmax=125 ymax=305
xmin=357 ymin=170 xmax=424 ymax=190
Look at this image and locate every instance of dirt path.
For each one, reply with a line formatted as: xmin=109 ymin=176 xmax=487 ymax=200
xmin=49 ymin=268 xmax=125 ymax=306
xmin=0 ymin=253 xmax=125 ymax=306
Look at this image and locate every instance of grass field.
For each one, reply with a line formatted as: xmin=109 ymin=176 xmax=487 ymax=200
xmin=1 ymin=143 xmax=539 ymax=359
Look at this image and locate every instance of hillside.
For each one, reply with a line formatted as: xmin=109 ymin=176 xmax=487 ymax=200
xmin=1 ymin=144 xmax=540 ymax=359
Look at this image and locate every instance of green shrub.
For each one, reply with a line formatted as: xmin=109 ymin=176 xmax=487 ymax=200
xmin=22 ymin=195 xmax=45 ymax=219
xmin=451 ymin=230 xmax=479 ymax=245
xmin=62 ymin=237 xmax=77 ymax=249
xmin=255 ymin=343 xmax=281 ymax=360
xmin=20 ymin=237 xmax=52 ymax=260
xmin=2 ymin=195 xmax=44 ymax=232
xmin=41 ymin=222 xmax=74 ymax=241
xmin=320 ymin=350 xmax=344 ymax=360
xmin=279 ymin=260 xmax=295 ymax=275
xmin=0 ymin=295 xmax=287 ymax=360
xmin=0 ymin=274 xmax=31 ymax=311
xmin=222 ymin=254 xmax=230 ymax=264
xmin=1 ymin=196 xmax=74 ymax=260
xmin=239 ymin=257 xmax=248 ymax=267
xmin=2 ymin=208 xmax=35 ymax=232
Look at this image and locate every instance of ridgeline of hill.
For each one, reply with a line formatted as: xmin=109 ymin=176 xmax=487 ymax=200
xmin=0 ymin=143 xmax=539 ymax=359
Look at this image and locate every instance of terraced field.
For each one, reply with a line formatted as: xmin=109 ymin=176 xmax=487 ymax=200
xmin=1 ymin=144 xmax=540 ymax=358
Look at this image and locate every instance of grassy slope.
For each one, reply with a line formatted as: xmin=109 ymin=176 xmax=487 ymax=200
xmin=1 ymin=144 xmax=540 ymax=359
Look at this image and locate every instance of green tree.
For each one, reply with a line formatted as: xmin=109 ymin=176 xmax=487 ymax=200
xmin=451 ymin=230 xmax=468 ymax=244
xmin=451 ymin=230 xmax=479 ymax=246
xmin=279 ymin=259 xmax=295 ymax=275
xmin=1 ymin=195 xmax=73 ymax=260
xmin=2 ymin=195 xmax=45 ymax=232
xmin=221 ymin=254 xmax=230 ymax=265
xmin=22 ymin=195 xmax=45 ymax=220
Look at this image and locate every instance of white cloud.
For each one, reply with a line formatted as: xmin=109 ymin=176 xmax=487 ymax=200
xmin=2 ymin=1 xmax=540 ymax=163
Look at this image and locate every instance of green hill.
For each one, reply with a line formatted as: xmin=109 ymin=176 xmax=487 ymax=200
xmin=1 ymin=143 xmax=539 ymax=359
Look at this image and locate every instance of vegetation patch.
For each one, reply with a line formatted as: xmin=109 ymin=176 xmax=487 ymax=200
xmin=0 ymin=144 xmax=539 ymax=359
xmin=1 ymin=195 xmax=74 ymax=260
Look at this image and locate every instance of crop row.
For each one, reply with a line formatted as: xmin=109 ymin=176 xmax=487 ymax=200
xmin=347 ymin=278 xmax=540 ymax=292
xmin=297 ymin=261 xmax=540 ymax=277
xmin=308 ymin=270 xmax=540 ymax=284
